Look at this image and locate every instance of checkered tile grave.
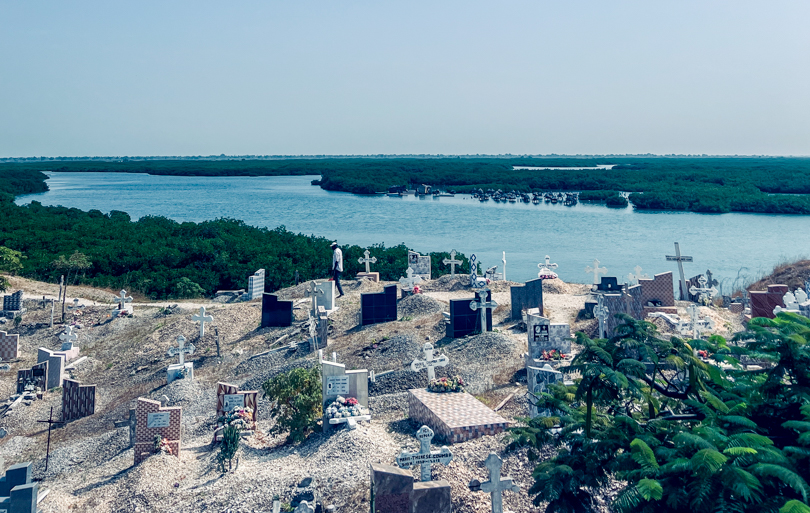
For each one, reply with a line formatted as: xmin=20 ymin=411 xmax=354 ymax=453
xmin=0 ymin=331 xmax=19 ymax=360
xmin=408 ymin=389 xmax=510 ymax=443
xmin=134 ymin=398 xmax=182 ymax=465
xmin=62 ymin=379 xmax=96 ymax=422
xmin=750 ymin=285 xmax=789 ymax=319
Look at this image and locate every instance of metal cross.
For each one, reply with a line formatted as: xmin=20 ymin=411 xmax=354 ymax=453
xmin=358 ymin=249 xmax=377 ymax=273
xmin=594 ymin=294 xmax=609 ymax=339
xmin=627 ymin=265 xmax=649 ymax=286
xmin=538 ymin=255 xmax=559 ymax=279
xmin=470 ymin=289 xmax=498 ymax=333
xmin=306 ymin=280 xmax=324 ymax=315
xmin=396 ymin=425 xmax=453 ymax=482
xmin=443 ymin=250 xmax=462 ymax=275
xmin=167 ymin=335 xmax=195 ymax=365
xmin=584 ymin=259 xmax=607 ymax=285
xmin=705 ymin=269 xmax=718 ymax=288
xmin=192 ymin=306 xmax=214 ymax=338
xmin=117 ymin=289 xmax=133 ymax=310
xmin=399 ymin=267 xmax=423 ymax=291
xmin=59 ymin=325 xmax=78 ymax=346
xmin=479 ymin=452 xmax=520 ymax=513
xmin=410 ymin=342 xmax=449 ymax=381
xmin=37 ymin=406 xmax=65 ymax=473
xmin=689 ymin=275 xmax=718 ymax=302
xmin=666 ymin=242 xmax=693 ymax=300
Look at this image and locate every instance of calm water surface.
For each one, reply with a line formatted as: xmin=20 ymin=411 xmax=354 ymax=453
xmin=16 ymin=172 xmax=807 ymax=290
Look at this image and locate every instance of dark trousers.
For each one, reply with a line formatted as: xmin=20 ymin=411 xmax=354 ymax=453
xmin=333 ymin=269 xmax=344 ymax=295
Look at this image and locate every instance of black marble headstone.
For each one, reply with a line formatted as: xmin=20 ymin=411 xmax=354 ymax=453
xmin=447 ymin=290 xmax=492 ymax=338
xmin=596 ymin=277 xmax=622 ymax=293
xmin=2 ymin=290 xmax=22 ymax=311
xmin=360 ymin=285 xmax=398 ymax=326
xmin=510 ymin=278 xmax=544 ymax=320
xmin=261 ymin=293 xmax=293 ymax=328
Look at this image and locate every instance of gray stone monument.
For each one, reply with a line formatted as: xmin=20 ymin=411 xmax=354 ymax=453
xmin=399 ymin=267 xmax=423 ymax=292
xmin=358 ymin=249 xmax=377 ymax=273
xmin=396 ymin=425 xmax=453 ymax=482
xmin=594 ymin=294 xmax=609 ymax=339
xmin=306 ymin=281 xmax=324 ymax=316
xmin=689 ymin=275 xmax=718 ymax=303
xmin=527 ymin=364 xmax=564 ymax=417
xmin=321 ymin=358 xmax=369 ymax=432
xmin=59 ymin=324 xmax=78 ymax=350
xmin=537 ymin=255 xmax=558 ymax=279
xmin=526 ymin=310 xmax=571 ymax=359
xmin=247 ymin=269 xmax=265 ymax=300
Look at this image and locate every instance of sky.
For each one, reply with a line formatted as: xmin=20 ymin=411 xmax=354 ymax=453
xmin=1 ymin=1 xmax=808 ymax=157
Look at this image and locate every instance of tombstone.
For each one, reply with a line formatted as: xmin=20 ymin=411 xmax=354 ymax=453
xmin=192 ymin=306 xmax=214 ymax=338
xmin=410 ymin=343 xmax=449 ymax=382
xmin=261 ymin=293 xmax=293 ymax=328
xmin=408 ymin=250 xmax=431 ymax=280
xmin=37 ymin=348 xmax=65 ymax=389
xmin=16 ymin=361 xmax=47 ymax=394
xmin=447 ymin=290 xmax=493 ymax=338
xmin=773 ymin=291 xmax=800 ymax=316
xmin=370 ymin=463 xmax=452 ymax=513
xmin=357 ymin=250 xmax=380 ymax=282
xmin=360 ymin=285 xmax=398 ymax=326
xmin=442 ymin=250 xmax=462 ymax=276
xmin=596 ymin=276 xmax=622 ymax=293
xmin=321 ymin=358 xmax=370 ymax=432
xmin=0 ymin=331 xmax=19 ymax=361
xmin=396 ymin=425 xmax=453 ymax=482
xmin=602 ymin=285 xmax=644 ymax=338
xmin=309 ymin=305 xmax=329 ymax=350
xmin=134 ymin=397 xmax=182 ymax=464
xmin=246 ymin=269 xmax=266 ymax=300
xmin=536 ymin=255 xmax=558 ymax=280
xmin=688 ymin=275 xmax=718 ymax=303
xmin=62 ymin=378 xmax=96 ymax=422
xmin=59 ymin=325 xmax=78 ymax=349
xmin=399 ymin=267 xmax=423 ymax=295
xmin=750 ymin=284 xmax=788 ymax=319
xmin=525 ymin=311 xmax=570 ymax=359
xmin=474 ymin=453 xmax=520 ymax=513
xmin=584 ymin=259 xmax=607 ymax=286
xmin=314 ymin=281 xmax=337 ymax=311
xmin=215 ymin=382 xmax=258 ymax=439
xmin=665 ymin=242 xmax=693 ymax=300
xmin=527 ymin=364 xmax=564 ymax=417
xmin=638 ymin=271 xmax=676 ymax=314
xmin=294 ymin=501 xmax=316 ymax=513
xmin=470 ymin=290 xmax=498 ymax=333
xmin=510 ymin=278 xmax=543 ymax=321
xmin=166 ymin=335 xmax=195 ymax=384
xmin=0 ymin=461 xmax=40 ymax=513
xmin=593 ymin=295 xmax=609 ymax=339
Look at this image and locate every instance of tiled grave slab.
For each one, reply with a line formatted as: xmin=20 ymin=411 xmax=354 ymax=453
xmin=408 ymin=388 xmax=509 ymax=443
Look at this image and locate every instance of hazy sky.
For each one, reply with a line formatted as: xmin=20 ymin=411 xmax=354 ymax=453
xmin=1 ymin=1 xmax=808 ymax=157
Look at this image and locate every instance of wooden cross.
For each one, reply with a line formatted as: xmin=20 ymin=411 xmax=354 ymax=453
xmin=538 ymin=255 xmax=559 ymax=279
xmin=479 ymin=452 xmax=520 ymax=513
xmin=167 ymin=335 xmax=195 ymax=365
xmin=37 ymin=406 xmax=65 ymax=473
xmin=627 ymin=265 xmax=648 ymax=285
xmin=396 ymin=425 xmax=453 ymax=482
xmin=470 ymin=289 xmax=498 ymax=333
xmin=594 ymin=294 xmax=609 ymax=339
xmin=358 ymin=249 xmax=377 ymax=273
xmin=399 ymin=267 xmax=423 ymax=291
xmin=192 ymin=306 xmax=214 ymax=338
xmin=666 ymin=242 xmax=693 ymax=300
xmin=584 ymin=259 xmax=607 ymax=285
xmin=117 ymin=289 xmax=133 ymax=310
xmin=410 ymin=342 xmax=449 ymax=381
xmin=443 ymin=250 xmax=462 ymax=275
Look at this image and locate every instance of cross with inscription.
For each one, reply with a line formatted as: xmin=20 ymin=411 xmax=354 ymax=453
xmin=410 ymin=342 xmax=449 ymax=381
xmin=358 ymin=249 xmax=377 ymax=273
xmin=584 ymin=259 xmax=607 ymax=286
xmin=306 ymin=280 xmax=324 ymax=315
xmin=476 ymin=452 xmax=520 ymax=513
xmin=396 ymin=425 xmax=453 ymax=482
xmin=689 ymin=275 xmax=718 ymax=302
xmin=443 ymin=250 xmax=462 ymax=275
xmin=538 ymin=255 xmax=558 ymax=279
xmin=59 ymin=325 xmax=78 ymax=347
xmin=666 ymin=242 xmax=693 ymax=300
xmin=167 ymin=335 xmax=195 ymax=365
xmin=192 ymin=306 xmax=214 ymax=338
xmin=628 ymin=265 xmax=649 ymax=286
xmin=399 ymin=267 xmax=423 ymax=291
xmin=594 ymin=294 xmax=609 ymax=339
xmin=470 ymin=289 xmax=498 ymax=333
xmin=116 ymin=289 xmax=133 ymax=311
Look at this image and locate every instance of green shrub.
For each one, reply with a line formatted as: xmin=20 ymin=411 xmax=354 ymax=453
xmin=217 ymin=424 xmax=240 ymax=472
xmin=262 ymin=367 xmax=322 ymax=443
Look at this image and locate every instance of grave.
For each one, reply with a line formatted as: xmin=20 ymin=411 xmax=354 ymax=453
xmin=447 ymin=290 xmax=492 ymax=338
xmin=396 ymin=425 xmax=453 ymax=482
xmin=215 ymin=382 xmax=258 ymax=440
xmin=470 ymin=453 xmax=520 ymax=513
xmin=442 ymin=250 xmax=462 ymax=275
xmin=0 ymin=461 xmax=40 ymax=513
xmin=602 ymin=285 xmax=644 ymax=338
xmin=468 ymin=254 xmax=487 ymax=288
xmin=525 ymin=310 xmax=571 ymax=359
xmin=469 ymin=289 xmax=498 ymax=333
xmin=774 ymin=288 xmax=810 ymax=317
xmin=510 ymin=278 xmax=543 ymax=321
xmin=309 ymin=305 xmax=329 ymax=350
xmin=56 ymin=325 xmax=80 ymax=361
xmin=749 ymin=284 xmax=788 ymax=319
xmin=192 ymin=306 xmax=214 ymax=338
xmin=36 ymin=348 xmax=65 ymax=389
xmin=638 ymin=271 xmax=677 ymax=315
xmin=370 ymin=463 xmax=452 ymax=513
xmin=665 ymin=242 xmax=693 ymax=300
xmin=536 ymin=255 xmax=558 ymax=280
xmin=1 ymin=290 xmax=25 ymax=318
xmin=246 ymin=269 xmax=266 ymax=300
xmin=593 ymin=294 xmax=609 ymax=339
xmin=261 ymin=293 xmax=293 ymax=328
xmin=134 ymin=397 xmax=182 ymax=465
xmin=408 ymin=250 xmax=431 ymax=280
xmin=688 ymin=274 xmax=719 ymax=303
xmin=399 ymin=268 xmax=423 ymax=297
xmin=360 ymin=285 xmax=398 ymax=326
xmin=166 ymin=335 xmax=194 ymax=384
xmin=16 ymin=361 xmax=47 ymax=394
xmin=356 ymin=250 xmax=380 ymax=282
xmin=410 ymin=342 xmax=449 ymax=382
xmin=596 ymin=276 xmax=622 ymax=293
xmin=527 ymin=364 xmax=564 ymax=417
xmin=678 ymin=304 xmax=715 ymax=339
xmin=627 ymin=265 xmax=649 ymax=285
xmin=408 ymin=388 xmax=509 ymax=443
xmin=321 ymin=358 xmax=370 ymax=431
xmin=0 ymin=331 xmax=19 ymax=361
xmin=62 ymin=378 xmax=96 ymax=422
xmin=314 ymin=280 xmax=337 ymax=312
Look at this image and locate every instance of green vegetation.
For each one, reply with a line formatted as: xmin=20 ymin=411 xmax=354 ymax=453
xmin=579 ymin=190 xmax=628 ymax=208
xmin=508 ymin=313 xmax=810 ymax=513
xmin=262 ymin=367 xmax=323 ymax=443
xmin=0 ymin=246 xmax=24 ymax=292
xmin=217 ymin=425 xmax=240 ymax=472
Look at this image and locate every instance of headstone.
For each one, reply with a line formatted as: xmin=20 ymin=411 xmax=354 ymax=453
xmin=510 ymin=278 xmax=543 ymax=321
xmin=596 ymin=276 xmax=621 ymax=293
xmin=321 ymin=358 xmax=369 ymax=432
xmin=59 ymin=325 xmax=78 ymax=350
xmin=665 ymin=242 xmax=693 ymax=300
xmin=408 ymin=250 xmax=431 ymax=280
xmin=527 ymin=364 xmax=564 ymax=417
xmin=306 ymin=281 xmax=325 ymax=316
xmin=1 ymin=290 xmax=23 ymax=314
xmin=166 ymin=335 xmax=194 ymax=384
xmin=16 ymin=361 xmax=47 ymax=394
xmin=399 ymin=268 xmax=423 ymax=293
xmin=689 ymin=275 xmax=718 ymax=303
xmin=37 ymin=348 xmax=65 ymax=389
xmin=602 ymin=285 xmax=644 ymax=337
xmin=447 ymin=290 xmax=493 ymax=338
xmin=314 ymin=281 xmax=337 ymax=311
xmin=638 ymin=271 xmax=676 ymax=314
xmin=261 ymin=293 xmax=293 ymax=328
xmin=246 ymin=269 xmax=266 ymax=300
xmin=396 ymin=425 xmax=453 ymax=482
xmin=627 ymin=265 xmax=649 ymax=285
xmin=215 ymin=382 xmax=258 ymax=438
xmin=501 ymin=252 xmax=507 ymax=282
xmin=468 ymin=254 xmax=487 ymax=288
xmin=408 ymin=388 xmax=510 ymax=443
xmin=443 ymin=250 xmax=462 ymax=276
xmin=0 ymin=462 xmax=40 ymax=513
xmin=680 ymin=304 xmax=715 ymax=339
xmin=537 ymin=255 xmax=558 ymax=280
xmin=62 ymin=378 xmax=96 ymax=422
xmin=115 ymin=289 xmax=134 ymax=314
xmin=360 ymin=285 xmax=398 ymax=326
xmin=410 ymin=342 xmax=449 ymax=382
xmin=477 ymin=453 xmax=520 ymax=513
xmin=358 ymin=249 xmax=378 ymax=273
xmin=469 ymin=289 xmax=498 ymax=333
xmin=750 ymin=284 xmax=789 ymax=319
xmin=584 ymin=259 xmax=607 ymax=286
xmin=0 ymin=331 xmax=19 ymax=361
xmin=134 ymin=397 xmax=181 ymax=464
xmin=525 ymin=311 xmax=570 ymax=358
xmin=370 ymin=464 xmax=452 ymax=513
xmin=192 ymin=306 xmax=214 ymax=338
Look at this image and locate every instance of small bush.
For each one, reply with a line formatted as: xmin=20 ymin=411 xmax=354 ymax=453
xmin=262 ymin=367 xmax=322 ymax=443
xmin=217 ymin=424 xmax=240 ymax=472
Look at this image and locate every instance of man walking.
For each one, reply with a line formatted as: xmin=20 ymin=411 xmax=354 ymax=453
xmin=331 ymin=241 xmax=345 ymax=298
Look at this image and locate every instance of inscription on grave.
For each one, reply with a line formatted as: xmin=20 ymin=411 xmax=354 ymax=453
xmin=326 ymin=376 xmax=350 ymax=395
xmin=147 ymin=412 xmax=170 ymax=428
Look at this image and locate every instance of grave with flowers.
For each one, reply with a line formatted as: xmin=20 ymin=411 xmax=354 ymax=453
xmin=321 ymin=354 xmax=371 ymax=431
xmin=214 ymin=382 xmax=258 ymax=442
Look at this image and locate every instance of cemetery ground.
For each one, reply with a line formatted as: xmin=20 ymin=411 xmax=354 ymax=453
xmin=0 ymin=275 xmax=745 ymax=513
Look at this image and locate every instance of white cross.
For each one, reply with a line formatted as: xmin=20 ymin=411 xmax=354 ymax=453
xmin=396 ymin=425 xmax=453 ymax=482
xmin=67 ymin=298 xmax=81 ymax=311
xmin=116 ymin=290 xmax=133 ymax=310
xmin=443 ymin=250 xmax=462 ymax=275
xmin=358 ymin=249 xmax=377 ymax=273
xmin=795 ymin=288 xmax=809 ymax=304
xmin=666 ymin=242 xmax=693 ymax=301
xmin=399 ymin=267 xmax=423 ymax=291
xmin=470 ymin=289 xmax=498 ymax=333
xmin=627 ymin=265 xmax=649 ymax=286
xmin=594 ymin=294 xmax=609 ymax=339
xmin=410 ymin=342 xmax=449 ymax=381
xmin=689 ymin=275 xmax=718 ymax=302
xmin=293 ymin=501 xmax=315 ymax=513
xmin=681 ymin=304 xmax=714 ymax=339
xmin=305 ymin=281 xmax=324 ymax=315
xmin=192 ymin=306 xmax=214 ymax=338
xmin=167 ymin=335 xmax=195 ymax=365
xmin=774 ymin=291 xmax=801 ymax=316
xmin=537 ymin=255 xmax=558 ymax=279
xmin=501 ymin=252 xmax=506 ymax=282
xmin=584 ymin=259 xmax=607 ymax=285
xmin=479 ymin=452 xmax=520 ymax=513
xmin=59 ymin=325 xmax=78 ymax=345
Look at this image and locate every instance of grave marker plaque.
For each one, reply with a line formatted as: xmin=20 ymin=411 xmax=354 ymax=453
xmin=147 ymin=412 xmax=170 ymax=428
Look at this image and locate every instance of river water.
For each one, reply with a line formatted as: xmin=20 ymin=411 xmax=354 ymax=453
xmin=15 ymin=172 xmax=806 ymax=291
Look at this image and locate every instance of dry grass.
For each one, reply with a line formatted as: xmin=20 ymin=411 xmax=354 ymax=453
xmin=745 ymin=259 xmax=810 ymax=293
